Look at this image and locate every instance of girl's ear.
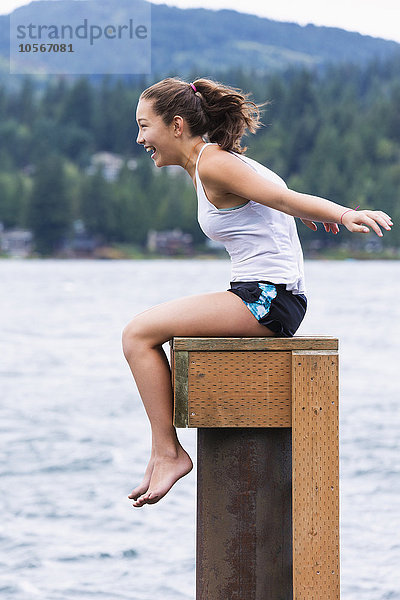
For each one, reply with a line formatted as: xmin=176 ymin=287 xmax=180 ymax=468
xmin=172 ymin=115 xmax=184 ymax=136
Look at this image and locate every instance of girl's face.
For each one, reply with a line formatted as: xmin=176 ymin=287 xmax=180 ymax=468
xmin=136 ymin=98 xmax=178 ymax=167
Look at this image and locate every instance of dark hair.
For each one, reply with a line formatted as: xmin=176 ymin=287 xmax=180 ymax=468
xmin=139 ymin=76 xmax=267 ymax=154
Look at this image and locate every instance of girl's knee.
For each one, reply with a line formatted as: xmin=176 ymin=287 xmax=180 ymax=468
xmin=122 ymin=318 xmax=147 ymax=360
xmin=122 ymin=316 xmax=165 ymax=360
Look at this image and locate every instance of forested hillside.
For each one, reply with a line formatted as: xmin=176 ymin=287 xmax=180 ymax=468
xmin=1 ymin=55 xmax=400 ymax=254
xmin=0 ymin=0 xmax=399 ymax=80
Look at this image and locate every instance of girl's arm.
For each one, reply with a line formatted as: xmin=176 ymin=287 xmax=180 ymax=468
xmin=201 ymin=152 xmax=393 ymax=236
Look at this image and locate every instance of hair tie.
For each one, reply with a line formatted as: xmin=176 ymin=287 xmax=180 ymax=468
xmin=340 ymin=205 xmax=360 ymax=224
xmin=190 ymin=83 xmax=197 ymax=92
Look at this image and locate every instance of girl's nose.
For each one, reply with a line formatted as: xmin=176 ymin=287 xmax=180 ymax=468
xmin=136 ymin=132 xmax=144 ymax=144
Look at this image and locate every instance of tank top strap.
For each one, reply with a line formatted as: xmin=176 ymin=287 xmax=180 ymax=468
xmin=195 ymin=142 xmax=217 ymax=173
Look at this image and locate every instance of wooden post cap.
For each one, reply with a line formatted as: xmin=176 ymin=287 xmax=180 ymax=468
xmin=170 ymin=336 xmax=338 ymax=428
xmin=170 ymin=336 xmax=338 ymax=352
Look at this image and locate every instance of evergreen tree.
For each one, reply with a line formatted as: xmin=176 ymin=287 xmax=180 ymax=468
xmin=27 ymin=156 xmax=72 ymax=255
xmin=16 ymin=77 xmax=36 ymax=124
xmin=80 ymin=169 xmax=116 ymax=241
xmin=0 ymin=172 xmax=21 ymax=228
xmin=40 ymin=77 xmax=68 ymax=121
xmin=60 ymin=77 xmax=94 ymax=130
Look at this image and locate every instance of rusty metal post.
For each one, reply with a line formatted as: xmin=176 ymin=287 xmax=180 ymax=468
xmin=196 ymin=427 xmax=292 ymax=600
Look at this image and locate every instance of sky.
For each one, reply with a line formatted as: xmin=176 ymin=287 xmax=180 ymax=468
xmin=1 ymin=0 xmax=400 ymax=43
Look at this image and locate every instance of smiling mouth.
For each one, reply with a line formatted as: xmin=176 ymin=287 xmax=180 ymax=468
xmin=145 ymin=146 xmax=157 ymax=158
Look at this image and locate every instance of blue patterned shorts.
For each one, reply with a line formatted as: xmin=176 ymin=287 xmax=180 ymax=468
xmin=227 ymin=281 xmax=307 ymax=337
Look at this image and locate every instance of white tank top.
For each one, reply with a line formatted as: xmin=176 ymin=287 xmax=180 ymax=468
xmin=195 ymin=142 xmax=306 ymax=294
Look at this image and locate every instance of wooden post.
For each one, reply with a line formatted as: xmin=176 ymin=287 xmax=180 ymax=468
xmin=170 ymin=336 xmax=340 ymax=600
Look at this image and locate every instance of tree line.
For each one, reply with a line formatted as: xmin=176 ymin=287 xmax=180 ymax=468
xmin=0 ymin=55 xmax=399 ymax=255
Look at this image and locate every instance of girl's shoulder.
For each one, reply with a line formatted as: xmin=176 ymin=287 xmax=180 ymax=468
xmin=198 ymin=144 xmax=258 ymax=182
xmin=197 ymin=145 xmax=259 ymax=200
xmin=198 ymin=144 xmax=287 ymax=191
xmin=201 ymin=143 xmax=244 ymax=158
xmin=196 ymin=145 xmax=255 ymax=206
xmin=198 ymin=144 xmax=249 ymax=174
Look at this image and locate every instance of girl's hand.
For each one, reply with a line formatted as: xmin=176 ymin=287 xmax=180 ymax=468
xmin=300 ymin=219 xmax=340 ymax=234
xmin=341 ymin=209 xmax=393 ymax=237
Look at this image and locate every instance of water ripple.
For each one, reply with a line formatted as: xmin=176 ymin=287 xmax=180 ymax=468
xmin=1 ymin=259 xmax=399 ymax=600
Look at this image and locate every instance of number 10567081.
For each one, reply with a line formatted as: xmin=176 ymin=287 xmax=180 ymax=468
xmin=18 ymin=43 xmax=74 ymax=52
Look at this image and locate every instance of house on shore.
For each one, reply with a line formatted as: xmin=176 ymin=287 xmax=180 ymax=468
xmin=0 ymin=224 xmax=33 ymax=258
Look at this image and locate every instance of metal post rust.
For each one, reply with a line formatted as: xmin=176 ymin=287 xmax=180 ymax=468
xmin=196 ymin=427 xmax=292 ymax=600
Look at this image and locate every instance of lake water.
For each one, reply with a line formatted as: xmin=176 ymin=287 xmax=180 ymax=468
xmin=1 ymin=259 xmax=399 ymax=600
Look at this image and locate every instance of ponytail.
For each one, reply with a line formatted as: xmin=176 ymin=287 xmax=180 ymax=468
xmin=140 ymin=76 xmax=267 ymax=154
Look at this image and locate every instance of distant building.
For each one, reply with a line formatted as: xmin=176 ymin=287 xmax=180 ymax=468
xmin=147 ymin=229 xmax=193 ymax=255
xmin=59 ymin=220 xmax=100 ymax=258
xmin=0 ymin=224 xmax=33 ymax=258
xmin=87 ymin=152 xmax=138 ymax=182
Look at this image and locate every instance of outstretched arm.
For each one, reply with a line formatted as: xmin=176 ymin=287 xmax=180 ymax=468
xmin=281 ymin=192 xmax=392 ymax=237
xmin=201 ymin=152 xmax=393 ymax=236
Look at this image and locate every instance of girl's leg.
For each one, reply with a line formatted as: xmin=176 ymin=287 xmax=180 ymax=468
xmin=122 ymin=290 xmax=275 ymax=507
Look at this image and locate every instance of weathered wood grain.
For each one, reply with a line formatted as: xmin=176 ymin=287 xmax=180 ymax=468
xmin=173 ymin=350 xmax=189 ymax=427
xmin=170 ymin=336 xmax=338 ymax=352
xmin=187 ymin=350 xmax=291 ymax=427
xmin=292 ymin=350 xmax=340 ymax=600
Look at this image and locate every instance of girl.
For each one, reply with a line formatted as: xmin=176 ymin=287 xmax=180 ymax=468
xmin=123 ymin=77 xmax=393 ymax=508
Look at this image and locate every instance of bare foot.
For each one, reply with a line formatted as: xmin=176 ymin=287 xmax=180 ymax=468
xmin=128 ymin=456 xmax=155 ymax=501
xmin=132 ymin=447 xmax=193 ymax=507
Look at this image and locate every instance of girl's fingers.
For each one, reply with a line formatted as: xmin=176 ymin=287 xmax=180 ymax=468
xmin=370 ymin=211 xmax=392 ymax=230
xmin=360 ymin=215 xmax=386 ymax=236
xmin=379 ymin=211 xmax=393 ymax=224
xmin=300 ymin=218 xmax=316 ymax=230
xmin=356 ymin=225 xmax=370 ymax=233
xmin=366 ymin=211 xmax=393 ymax=230
xmin=324 ymin=222 xmax=339 ymax=234
xmin=380 ymin=217 xmax=392 ymax=230
xmin=363 ymin=216 xmax=383 ymax=236
xmin=349 ymin=211 xmax=393 ymax=236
